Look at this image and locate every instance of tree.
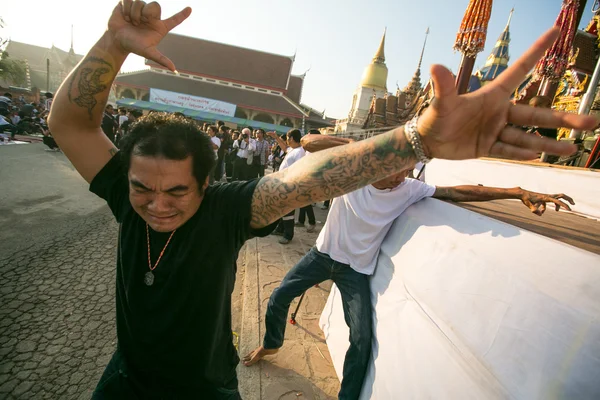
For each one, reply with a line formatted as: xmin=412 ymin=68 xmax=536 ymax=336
xmin=0 ymin=17 xmax=27 ymax=86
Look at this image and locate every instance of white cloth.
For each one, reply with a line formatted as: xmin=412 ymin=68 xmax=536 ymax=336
xmin=279 ymin=146 xmax=306 ymax=171
xmin=11 ymin=115 xmax=20 ymax=125
xmin=210 ymin=136 xmax=221 ymax=158
xmin=316 ymin=178 xmax=435 ymax=275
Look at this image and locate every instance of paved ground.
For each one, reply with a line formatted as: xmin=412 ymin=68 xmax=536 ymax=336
xmin=237 ymin=210 xmax=340 ymax=400
xmin=0 ymin=143 xmax=340 ymax=399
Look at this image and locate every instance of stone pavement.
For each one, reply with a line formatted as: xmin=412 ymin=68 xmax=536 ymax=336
xmin=0 ymin=210 xmax=118 ymax=400
xmin=237 ymin=206 xmax=340 ymax=400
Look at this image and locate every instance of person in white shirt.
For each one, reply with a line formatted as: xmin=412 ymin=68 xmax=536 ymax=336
xmin=232 ymin=128 xmax=255 ymax=181
xmin=244 ymin=139 xmax=575 ymax=399
xmin=269 ymin=129 xmax=307 ymax=244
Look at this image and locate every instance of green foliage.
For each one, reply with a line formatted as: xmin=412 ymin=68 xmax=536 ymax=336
xmin=0 ymin=16 xmax=27 ymax=86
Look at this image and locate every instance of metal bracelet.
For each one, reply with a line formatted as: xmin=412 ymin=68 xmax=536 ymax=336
xmin=404 ymin=115 xmax=432 ymax=164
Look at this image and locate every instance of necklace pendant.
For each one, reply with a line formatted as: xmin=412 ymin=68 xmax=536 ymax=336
xmin=144 ymin=271 xmax=155 ymax=286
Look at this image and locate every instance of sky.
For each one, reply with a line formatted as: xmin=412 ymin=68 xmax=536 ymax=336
xmin=1 ymin=0 xmax=596 ymax=118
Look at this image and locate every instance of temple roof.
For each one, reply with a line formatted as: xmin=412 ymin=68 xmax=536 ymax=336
xmin=145 ymin=33 xmax=294 ymax=91
xmin=286 ymin=75 xmax=304 ymax=104
xmin=360 ymin=30 xmax=388 ymax=90
xmin=478 ymin=9 xmax=513 ymax=83
xmin=115 ymin=70 xmax=305 ymax=118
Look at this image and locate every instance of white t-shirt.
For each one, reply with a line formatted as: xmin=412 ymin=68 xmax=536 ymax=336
xmin=118 ymin=115 xmax=129 ymax=127
xmin=279 ymin=146 xmax=306 ymax=171
xmin=316 ymin=178 xmax=436 ymax=275
xmin=210 ymin=136 xmax=221 ymax=158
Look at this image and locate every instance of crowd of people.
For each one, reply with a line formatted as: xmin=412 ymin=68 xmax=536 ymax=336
xmin=0 ymin=91 xmax=54 ymax=146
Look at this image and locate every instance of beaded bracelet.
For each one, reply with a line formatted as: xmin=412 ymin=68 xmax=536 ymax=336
xmin=404 ymin=115 xmax=432 ymax=164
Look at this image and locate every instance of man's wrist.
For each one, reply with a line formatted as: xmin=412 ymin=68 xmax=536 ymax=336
xmin=99 ymin=31 xmax=130 ymax=62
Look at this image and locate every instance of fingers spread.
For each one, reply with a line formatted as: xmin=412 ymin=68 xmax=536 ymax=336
xmin=492 ymin=28 xmax=560 ymax=94
xmin=121 ymin=0 xmax=133 ymax=22
xmin=130 ymin=0 xmax=146 ymax=26
xmin=164 ymin=7 xmax=192 ymax=31
xmin=499 ymin=127 xmax=577 ymax=156
xmin=509 ymin=104 xmax=599 ymax=130
xmin=144 ymin=47 xmax=176 ymax=72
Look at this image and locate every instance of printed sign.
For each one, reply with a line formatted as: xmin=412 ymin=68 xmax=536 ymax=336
xmin=149 ymin=88 xmax=237 ymax=117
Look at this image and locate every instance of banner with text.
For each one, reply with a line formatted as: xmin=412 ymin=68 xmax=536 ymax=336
xmin=149 ymin=88 xmax=237 ymax=117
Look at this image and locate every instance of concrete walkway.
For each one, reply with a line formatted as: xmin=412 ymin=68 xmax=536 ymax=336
xmin=236 ymin=206 xmax=340 ymax=400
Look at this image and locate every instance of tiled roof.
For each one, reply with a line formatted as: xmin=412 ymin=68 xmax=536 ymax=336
xmin=4 ymin=41 xmax=83 ymax=72
xmin=287 ymin=75 xmax=304 ymax=103
xmin=146 ymin=33 xmax=293 ymax=91
xmin=115 ymin=70 xmax=305 ymax=118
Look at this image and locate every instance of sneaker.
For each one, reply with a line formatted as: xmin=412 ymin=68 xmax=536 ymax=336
xmin=319 ymin=205 xmax=329 ymax=210
xmin=306 ymin=224 xmax=316 ymax=233
xmin=278 ymin=238 xmax=291 ymax=245
xmin=271 ymin=231 xmax=284 ymax=237
xmin=294 ymin=222 xmax=304 ymax=227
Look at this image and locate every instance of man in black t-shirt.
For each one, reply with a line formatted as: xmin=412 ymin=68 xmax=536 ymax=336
xmin=46 ymin=3 xmax=592 ymax=398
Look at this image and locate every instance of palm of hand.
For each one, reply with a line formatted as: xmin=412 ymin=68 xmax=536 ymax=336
xmin=416 ymin=29 xmax=597 ymax=161
xmin=420 ymin=88 xmax=509 ymax=160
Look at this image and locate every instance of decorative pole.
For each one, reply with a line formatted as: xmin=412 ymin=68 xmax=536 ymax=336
xmin=534 ymin=0 xmax=581 ymax=99
xmin=454 ymin=0 xmax=494 ymax=94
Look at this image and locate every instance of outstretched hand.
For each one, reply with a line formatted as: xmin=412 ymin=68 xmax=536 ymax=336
xmin=418 ymin=28 xmax=598 ymax=161
xmin=519 ymin=190 xmax=574 ymax=216
xmin=108 ymin=0 xmax=192 ymax=71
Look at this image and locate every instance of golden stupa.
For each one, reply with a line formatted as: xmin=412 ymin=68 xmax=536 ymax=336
xmin=360 ymin=29 xmax=388 ymax=91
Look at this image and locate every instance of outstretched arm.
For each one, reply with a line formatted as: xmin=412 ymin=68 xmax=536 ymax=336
xmin=433 ymin=186 xmax=574 ymax=216
xmin=267 ymin=131 xmax=287 ymax=152
xmin=47 ymin=2 xmax=191 ymax=183
xmin=249 ymin=28 xmax=595 ymax=229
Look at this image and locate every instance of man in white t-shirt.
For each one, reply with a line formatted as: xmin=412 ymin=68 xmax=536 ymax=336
xmin=270 ymin=129 xmax=306 ymax=244
xmin=244 ymin=141 xmax=574 ymax=399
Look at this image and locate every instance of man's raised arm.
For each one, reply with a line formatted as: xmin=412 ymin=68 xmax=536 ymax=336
xmin=48 ymin=2 xmax=191 ymax=183
xmin=249 ymin=28 xmax=597 ymax=229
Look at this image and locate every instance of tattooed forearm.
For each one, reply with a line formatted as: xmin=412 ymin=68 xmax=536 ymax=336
xmin=433 ymin=186 xmax=522 ymax=202
xmin=250 ymin=127 xmax=416 ymax=228
xmin=67 ymin=57 xmax=114 ymax=120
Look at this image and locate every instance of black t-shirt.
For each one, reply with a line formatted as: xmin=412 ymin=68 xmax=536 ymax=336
xmin=90 ymin=154 xmax=276 ymax=393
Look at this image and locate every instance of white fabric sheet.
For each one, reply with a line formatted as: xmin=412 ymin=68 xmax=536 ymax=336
xmin=320 ymin=199 xmax=600 ymax=399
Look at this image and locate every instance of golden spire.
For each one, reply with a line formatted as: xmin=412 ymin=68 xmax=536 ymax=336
xmin=360 ymin=28 xmax=389 ymax=90
xmin=373 ymin=28 xmax=386 ymax=64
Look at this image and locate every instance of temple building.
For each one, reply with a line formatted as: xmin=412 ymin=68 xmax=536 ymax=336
xmin=113 ymin=33 xmax=331 ymax=132
xmin=0 ymin=30 xmax=83 ymax=99
xmin=470 ymin=9 xmax=514 ymax=91
xmin=334 ymin=30 xmax=389 ymax=133
xmin=358 ymin=29 xmax=432 ymax=132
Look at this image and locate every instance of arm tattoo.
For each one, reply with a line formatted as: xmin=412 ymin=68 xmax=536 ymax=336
xmin=109 ymin=148 xmax=118 ymax=157
xmin=67 ymin=57 xmax=114 ymax=120
xmin=251 ymin=128 xmax=415 ymax=228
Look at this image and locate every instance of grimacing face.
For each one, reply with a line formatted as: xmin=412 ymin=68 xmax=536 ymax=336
xmin=128 ymin=155 xmax=207 ymax=232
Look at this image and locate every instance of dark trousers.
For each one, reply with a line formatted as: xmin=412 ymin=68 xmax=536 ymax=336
xmin=225 ymin=156 xmax=234 ymax=182
xmin=297 ymin=205 xmax=315 ymax=225
xmin=275 ymin=210 xmax=295 ymax=240
xmin=214 ymin=157 xmax=224 ymax=182
xmin=92 ymin=349 xmax=241 ymax=400
xmin=232 ymin=157 xmax=248 ymax=181
xmin=264 ymin=247 xmax=372 ymax=400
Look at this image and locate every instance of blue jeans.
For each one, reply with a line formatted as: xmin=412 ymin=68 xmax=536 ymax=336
xmin=264 ymin=247 xmax=372 ymax=400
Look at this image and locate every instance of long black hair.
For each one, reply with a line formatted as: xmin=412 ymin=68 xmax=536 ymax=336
xmin=120 ymin=112 xmax=216 ymax=194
